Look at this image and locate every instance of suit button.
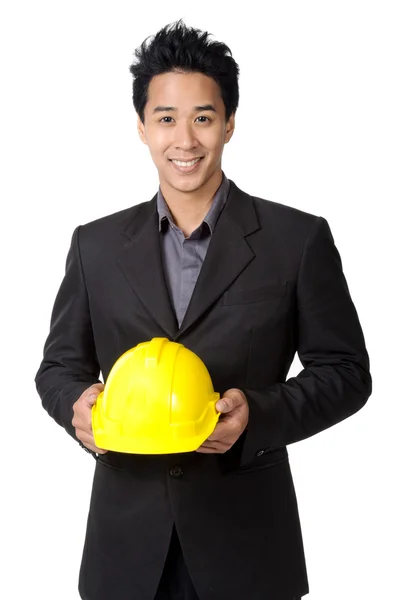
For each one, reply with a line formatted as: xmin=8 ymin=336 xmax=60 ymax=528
xmin=257 ymin=447 xmax=273 ymax=457
xmin=169 ymin=466 xmax=184 ymax=478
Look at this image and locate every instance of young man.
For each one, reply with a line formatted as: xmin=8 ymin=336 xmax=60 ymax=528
xmin=35 ymin=19 xmax=372 ymax=600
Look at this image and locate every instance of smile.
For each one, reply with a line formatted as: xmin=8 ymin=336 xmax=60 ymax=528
xmin=169 ymin=157 xmax=204 ymax=174
xmin=171 ymin=158 xmax=202 ymax=167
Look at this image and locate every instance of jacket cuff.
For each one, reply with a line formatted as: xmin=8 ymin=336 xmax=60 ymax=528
xmin=238 ymin=388 xmax=274 ymax=467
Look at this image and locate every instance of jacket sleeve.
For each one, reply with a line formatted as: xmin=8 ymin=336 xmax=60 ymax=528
xmin=34 ymin=225 xmax=102 ymax=458
xmin=239 ymin=216 xmax=372 ymax=466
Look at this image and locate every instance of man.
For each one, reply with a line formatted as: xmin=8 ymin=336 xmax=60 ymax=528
xmin=35 ymin=19 xmax=372 ymax=600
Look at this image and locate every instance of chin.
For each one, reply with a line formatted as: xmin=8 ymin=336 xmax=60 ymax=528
xmin=172 ymin=182 xmax=202 ymax=194
xmin=169 ymin=174 xmax=205 ymax=192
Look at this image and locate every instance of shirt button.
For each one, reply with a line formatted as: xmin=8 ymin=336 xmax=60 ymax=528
xmin=256 ymin=450 xmax=265 ymax=457
xmin=169 ymin=466 xmax=184 ymax=478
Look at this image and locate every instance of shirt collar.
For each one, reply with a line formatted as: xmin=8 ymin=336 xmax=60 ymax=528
xmin=157 ymin=171 xmax=230 ymax=235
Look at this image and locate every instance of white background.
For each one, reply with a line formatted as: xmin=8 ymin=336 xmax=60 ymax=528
xmin=1 ymin=1 xmax=397 ymax=599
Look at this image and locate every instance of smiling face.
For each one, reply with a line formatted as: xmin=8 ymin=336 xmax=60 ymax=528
xmin=137 ymin=71 xmax=235 ymax=197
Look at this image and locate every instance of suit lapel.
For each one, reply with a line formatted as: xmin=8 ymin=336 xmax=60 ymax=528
xmin=116 ymin=179 xmax=261 ymax=340
xmin=176 ymin=181 xmax=260 ymax=338
xmin=117 ymin=195 xmax=179 ymax=339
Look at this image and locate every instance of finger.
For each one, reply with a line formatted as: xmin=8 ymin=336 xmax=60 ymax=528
xmin=83 ymin=441 xmax=108 ymax=454
xmin=73 ymin=411 xmax=93 ymax=433
xmin=74 ymin=392 xmax=102 ymax=434
xmin=85 ymin=382 xmax=104 ymax=401
xmin=195 ymin=444 xmax=230 ymax=454
xmin=78 ymin=431 xmax=108 ymax=454
xmin=71 ymin=412 xmax=85 ymax=430
xmin=197 ymin=439 xmax=231 ymax=451
xmin=207 ymin=421 xmax=234 ymax=441
xmin=77 ymin=430 xmax=95 ymax=447
xmin=200 ymin=437 xmax=231 ymax=448
xmin=86 ymin=392 xmax=101 ymax=407
xmin=87 ymin=382 xmax=105 ymax=393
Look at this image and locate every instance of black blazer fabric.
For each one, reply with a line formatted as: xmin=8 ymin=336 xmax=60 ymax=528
xmin=35 ymin=179 xmax=372 ymax=600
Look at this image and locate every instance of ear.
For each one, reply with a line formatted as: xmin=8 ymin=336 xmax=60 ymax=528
xmin=137 ymin=115 xmax=147 ymax=145
xmin=224 ymin=112 xmax=235 ymax=144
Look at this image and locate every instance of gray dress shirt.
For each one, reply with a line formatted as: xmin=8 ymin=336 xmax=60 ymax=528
xmin=157 ymin=172 xmax=231 ymax=328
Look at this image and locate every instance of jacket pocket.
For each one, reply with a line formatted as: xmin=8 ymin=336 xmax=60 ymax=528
xmin=222 ymin=282 xmax=287 ymax=306
xmin=234 ymin=446 xmax=289 ymax=474
xmin=96 ymin=452 xmax=125 ymax=472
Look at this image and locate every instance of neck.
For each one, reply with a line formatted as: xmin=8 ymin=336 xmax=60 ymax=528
xmin=159 ymin=169 xmax=223 ymax=237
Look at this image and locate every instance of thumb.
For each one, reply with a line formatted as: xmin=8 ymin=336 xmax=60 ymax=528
xmin=216 ymin=399 xmax=228 ymax=413
xmin=216 ymin=388 xmax=243 ymax=413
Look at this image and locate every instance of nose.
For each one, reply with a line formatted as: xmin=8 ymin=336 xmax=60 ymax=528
xmin=173 ymin=121 xmax=199 ymax=152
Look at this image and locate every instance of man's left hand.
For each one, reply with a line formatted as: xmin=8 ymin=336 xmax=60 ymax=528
xmin=195 ymin=388 xmax=249 ymax=454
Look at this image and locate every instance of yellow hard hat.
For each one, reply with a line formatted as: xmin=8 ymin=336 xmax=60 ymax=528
xmin=92 ymin=337 xmax=221 ymax=454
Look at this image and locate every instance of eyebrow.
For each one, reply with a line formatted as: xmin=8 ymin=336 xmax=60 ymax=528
xmin=152 ymin=104 xmax=217 ymax=114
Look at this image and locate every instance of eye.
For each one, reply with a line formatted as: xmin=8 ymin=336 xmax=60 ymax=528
xmin=159 ymin=115 xmax=211 ymax=124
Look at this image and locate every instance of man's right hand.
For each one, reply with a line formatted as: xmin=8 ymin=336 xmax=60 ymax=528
xmin=72 ymin=383 xmax=108 ymax=454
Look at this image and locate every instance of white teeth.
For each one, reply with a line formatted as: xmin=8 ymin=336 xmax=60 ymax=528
xmin=172 ymin=158 xmax=201 ymax=167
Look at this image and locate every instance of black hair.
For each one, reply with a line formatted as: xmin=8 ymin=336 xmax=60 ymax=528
xmin=129 ymin=19 xmax=239 ymax=123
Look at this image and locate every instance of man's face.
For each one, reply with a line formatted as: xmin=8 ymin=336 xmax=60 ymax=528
xmin=137 ymin=71 xmax=235 ymax=194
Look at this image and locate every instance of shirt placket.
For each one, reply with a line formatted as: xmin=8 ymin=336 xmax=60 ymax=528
xmin=179 ymin=234 xmax=201 ymax=325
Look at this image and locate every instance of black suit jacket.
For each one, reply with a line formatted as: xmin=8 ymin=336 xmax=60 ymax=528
xmin=35 ymin=179 xmax=372 ymax=600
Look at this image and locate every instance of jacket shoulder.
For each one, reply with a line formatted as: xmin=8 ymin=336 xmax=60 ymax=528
xmin=230 ymin=179 xmax=323 ymax=241
xmin=71 ymin=197 xmax=156 ymax=262
xmin=79 ymin=198 xmax=154 ymax=236
xmin=252 ymin=193 xmax=320 ymax=226
xmin=230 ymin=179 xmax=321 ymax=225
